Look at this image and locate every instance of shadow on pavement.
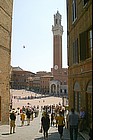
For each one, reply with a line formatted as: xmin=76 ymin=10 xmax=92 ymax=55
xmin=17 ymin=125 xmax=22 ymax=127
xmin=1 ymin=133 xmax=10 ymax=135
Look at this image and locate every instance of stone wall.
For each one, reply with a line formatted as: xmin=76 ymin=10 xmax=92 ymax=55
xmin=0 ymin=0 xmax=13 ymax=125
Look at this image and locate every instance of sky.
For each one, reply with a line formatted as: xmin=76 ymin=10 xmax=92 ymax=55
xmin=11 ymin=0 xmax=67 ymax=73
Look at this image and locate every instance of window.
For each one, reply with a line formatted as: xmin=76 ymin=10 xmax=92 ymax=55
xmin=59 ymin=19 xmax=61 ymax=25
xmin=79 ymin=29 xmax=93 ymax=61
xmin=88 ymin=29 xmax=93 ymax=57
xmin=74 ymin=92 xmax=80 ymax=112
xmin=80 ymin=31 xmax=87 ymax=61
xmin=56 ymin=19 xmax=58 ymax=25
xmin=72 ymin=39 xmax=79 ymax=64
xmin=64 ymin=71 xmax=67 ymax=75
xmin=72 ymin=0 xmax=77 ymax=22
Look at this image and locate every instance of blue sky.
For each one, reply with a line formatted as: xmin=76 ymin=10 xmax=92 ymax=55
xmin=11 ymin=0 xmax=67 ymax=73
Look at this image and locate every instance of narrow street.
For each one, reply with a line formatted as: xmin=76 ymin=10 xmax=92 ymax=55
xmin=0 ymin=90 xmax=84 ymax=140
xmin=0 ymin=110 xmax=84 ymax=140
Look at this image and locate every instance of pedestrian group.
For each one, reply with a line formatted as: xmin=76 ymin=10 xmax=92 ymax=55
xmin=9 ymin=104 xmax=92 ymax=140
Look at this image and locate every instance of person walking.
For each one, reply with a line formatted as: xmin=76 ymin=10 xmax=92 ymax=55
xmin=10 ymin=110 xmax=16 ymax=134
xmin=41 ymin=111 xmax=50 ymax=140
xmin=51 ymin=113 xmax=54 ymax=126
xmin=68 ymin=108 xmax=79 ymax=140
xmin=66 ymin=110 xmax=69 ymax=129
xmin=55 ymin=111 xmax=65 ymax=140
xmin=20 ymin=111 xmax=25 ymax=126
xmin=26 ymin=108 xmax=31 ymax=125
xmin=55 ymin=113 xmax=58 ymax=127
xmin=30 ymin=108 xmax=34 ymax=121
xmin=79 ymin=107 xmax=86 ymax=132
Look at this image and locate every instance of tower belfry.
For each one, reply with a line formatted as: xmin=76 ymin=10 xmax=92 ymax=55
xmin=52 ymin=11 xmax=63 ymax=70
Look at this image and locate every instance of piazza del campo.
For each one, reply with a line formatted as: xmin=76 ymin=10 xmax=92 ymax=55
xmin=0 ymin=0 xmax=92 ymax=140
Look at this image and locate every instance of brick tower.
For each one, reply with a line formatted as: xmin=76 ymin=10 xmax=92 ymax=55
xmin=52 ymin=11 xmax=63 ymax=70
xmin=50 ymin=11 xmax=68 ymax=97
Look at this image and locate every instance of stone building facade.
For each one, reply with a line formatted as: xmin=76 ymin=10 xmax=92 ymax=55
xmin=11 ymin=67 xmax=35 ymax=89
xmin=11 ymin=68 xmax=53 ymax=94
xmin=0 ymin=0 xmax=13 ymax=124
xmin=67 ymin=0 xmax=93 ymax=128
xmin=40 ymin=75 xmax=53 ymax=94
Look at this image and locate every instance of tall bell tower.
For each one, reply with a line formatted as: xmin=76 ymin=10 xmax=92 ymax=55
xmin=50 ymin=11 xmax=68 ymax=96
xmin=52 ymin=11 xmax=63 ymax=70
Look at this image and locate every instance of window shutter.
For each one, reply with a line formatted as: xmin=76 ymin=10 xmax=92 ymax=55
xmin=76 ymin=38 xmax=79 ymax=63
xmin=80 ymin=31 xmax=88 ymax=61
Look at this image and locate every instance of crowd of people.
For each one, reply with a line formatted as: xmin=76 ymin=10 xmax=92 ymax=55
xmin=9 ymin=104 xmax=92 ymax=140
xmin=9 ymin=105 xmax=40 ymax=134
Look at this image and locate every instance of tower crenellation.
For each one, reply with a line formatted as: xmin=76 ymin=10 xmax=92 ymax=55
xmin=52 ymin=11 xmax=63 ymax=36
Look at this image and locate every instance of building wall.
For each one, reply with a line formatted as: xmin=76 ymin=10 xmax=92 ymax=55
xmin=0 ymin=0 xmax=13 ymax=124
xmin=40 ymin=76 xmax=53 ymax=93
xmin=52 ymin=68 xmax=68 ymax=84
xmin=32 ymin=77 xmax=40 ymax=92
xmin=51 ymin=68 xmax=68 ymax=94
xmin=11 ymin=70 xmax=35 ymax=89
xmin=67 ymin=0 xmax=93 ymax=128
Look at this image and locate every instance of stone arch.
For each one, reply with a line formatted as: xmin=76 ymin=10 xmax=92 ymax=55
xmin=74 ymin=81 xmax=81 ymax=91
xmin=86 ymin=80 xmax=92 ymax=93
xmin=50 ymin=84 xmax=56 ymax=93
xmin=49 ymin=80 xmax=61 ymax=96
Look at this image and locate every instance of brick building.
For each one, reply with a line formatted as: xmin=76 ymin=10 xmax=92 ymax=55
xmin=33 ymin=71 xmax=52 ymax=93
xmin=66 ymin=0 xmax=93 ymax=128
xmin=40 ymin=75 xmax=53 ymax=94
xmin=11 ymin=67 xmax=35 ymax=89
xmin=11 ymin=66 xmax=67 ymax=96
xmin=0 ymin=0 xmax=13 ymax=124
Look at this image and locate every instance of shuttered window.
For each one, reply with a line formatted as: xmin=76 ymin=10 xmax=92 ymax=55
xmin=80 ymin=31 xmax=88 ymax=61
xmin=80 ymin=29 xmax=92 ymax=61
xmin=72 ymin=39 xmax=79 ymax=64
xmin=88 ymin=29 xmax=93 ymax=58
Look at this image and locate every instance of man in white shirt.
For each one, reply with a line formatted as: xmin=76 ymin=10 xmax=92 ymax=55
xmin=68 ymin=108 xmax=79 ymax=140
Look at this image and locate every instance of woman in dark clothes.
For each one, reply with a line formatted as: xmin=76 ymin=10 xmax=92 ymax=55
xmin=41 ymin=111 xmax=50 ymax=140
